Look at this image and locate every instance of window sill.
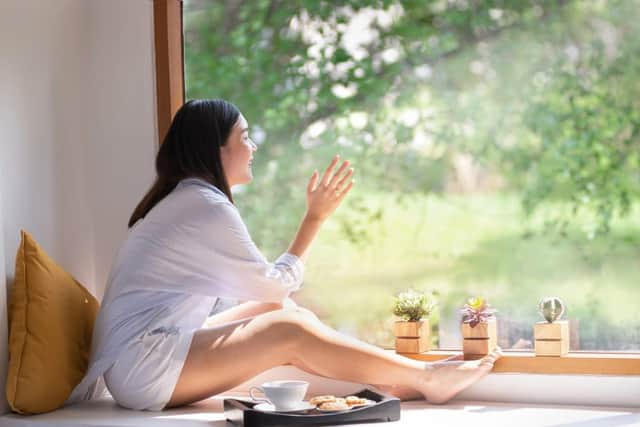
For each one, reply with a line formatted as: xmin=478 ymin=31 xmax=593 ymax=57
xmin=392 ymin=349 xmax=640 ymax=375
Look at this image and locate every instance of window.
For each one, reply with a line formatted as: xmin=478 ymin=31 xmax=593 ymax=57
xmin=175 ymin=0 xmax=640 ymax=363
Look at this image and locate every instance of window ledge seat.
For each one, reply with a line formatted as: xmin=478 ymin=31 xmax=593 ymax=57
xmin=1 ymin=395 xmax=639 ymax=427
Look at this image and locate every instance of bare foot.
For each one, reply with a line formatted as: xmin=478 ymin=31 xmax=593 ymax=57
xmin=415 ymin=348 xmax=502 ymax=404
xmin=373 ymin=354 xmax=465 ymax=401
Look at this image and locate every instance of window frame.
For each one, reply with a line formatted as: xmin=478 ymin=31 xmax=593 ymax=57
xmin=153 ymin=0 xmax=184 ymax=145
xmin=153 ymin=0 xmax=640 ymax=376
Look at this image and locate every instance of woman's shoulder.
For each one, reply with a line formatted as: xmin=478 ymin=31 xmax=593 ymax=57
xmin=128 ymin=179 xmax=240 ymax=238
xmin=174 ymin=178 xmax=232 ymax=206
xmin=169 ymin=178 xmax=242 ymax=223
xmin=140 ymin=178 xmax=236 ymax=227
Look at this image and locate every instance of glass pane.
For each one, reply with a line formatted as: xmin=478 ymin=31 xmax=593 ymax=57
xmin=183 ymin=0 xmax=640 ymax=352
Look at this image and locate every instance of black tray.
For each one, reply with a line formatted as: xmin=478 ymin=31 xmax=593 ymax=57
xmin=224 ymin=387 xmax=401 ymax=426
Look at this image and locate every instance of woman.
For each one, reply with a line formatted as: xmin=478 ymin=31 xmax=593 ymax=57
xmin=68 ymin=99 xmax=500 ymax=411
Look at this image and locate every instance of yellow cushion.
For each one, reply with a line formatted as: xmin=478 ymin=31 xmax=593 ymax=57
xmin=6 ymin=230 xmax=99 ymax=414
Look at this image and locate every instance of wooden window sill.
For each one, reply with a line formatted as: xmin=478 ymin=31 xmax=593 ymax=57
xmin=390 ymin=349 xmax=640 ymax=375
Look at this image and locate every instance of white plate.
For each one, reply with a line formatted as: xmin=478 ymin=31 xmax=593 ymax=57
xmin=315 ymin=405 xmax=351 ymax=412
xmin=316 ymin=399 xmax=376 ymax=412
xmin=253 ymin=402 xmax=316 ymax=412
xmin=349 ymin=399 xmax=376 ymax=408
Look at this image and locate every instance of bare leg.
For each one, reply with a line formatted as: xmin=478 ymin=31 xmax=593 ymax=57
xmin=166 ymin=309 xmax=500 ymax=408
xmin=205 ymin=305 xmax=426 ymax=402
xmin=203 ymin=301 xmax=283 ymax=327
xmin=201 ymin=303 xmax=476 ymax=402
xmin=205 ymin=302 xmax=332 ymax=378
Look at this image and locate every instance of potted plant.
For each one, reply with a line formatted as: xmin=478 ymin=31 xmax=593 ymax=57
xmin=534 ymin=297 xmax=569 ymax=357
xmin=460 ymin=296 xmax=498 ymax=358
xmin=393 ymin=289 xmax=436 ymax=354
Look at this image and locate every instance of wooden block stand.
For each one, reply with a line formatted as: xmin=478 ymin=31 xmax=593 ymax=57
xmin=461 ymin=319 xmax=497 ymax=359
xmin=534 ymin=320 xmax=569 ymax=357
xmin=394 ymin=320 xmax=430 ymax=354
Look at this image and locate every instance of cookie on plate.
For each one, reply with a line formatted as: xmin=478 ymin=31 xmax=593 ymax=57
xmin=318 ymin=400 xmax=350 ymax=411
xmin=309 ymin=395 xmax=336 ymax=406
xmin=345 ymin=396 xmax=369 ymax=406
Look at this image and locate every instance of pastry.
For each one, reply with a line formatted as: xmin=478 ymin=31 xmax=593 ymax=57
xmin=309 ymin=395 xmax=336 ymax=405
xmin=345 ymin=395 xmax=368 ymax=406
xmin=318 ymin=400 xmax=350 ymax=411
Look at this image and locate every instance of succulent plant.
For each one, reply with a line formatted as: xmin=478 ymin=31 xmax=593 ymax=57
xmin=460 ymin=296 xmax=497 ymax=327
xmin=538 ymin=297 xmax=566 ymax=323
xmin=393 ymin=289 xmax=436 ymax=322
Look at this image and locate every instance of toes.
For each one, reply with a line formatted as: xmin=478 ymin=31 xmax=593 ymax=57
xmin=482 ymin=347 xmax=503 ymax=363
xmin=483 ymin=356 xmax=497 ymax=366
xmin=479 ymin=348 xmax=502 ymax=368
xmin=479 ymin=358 xmax=495 ymax=368
xmin=480 ymin=355 xmax=494 ymax=364
xmin=478 ymin=360 xmax=496 ymax=374
xmin=491 ymin=347 xmax=504 ymax=358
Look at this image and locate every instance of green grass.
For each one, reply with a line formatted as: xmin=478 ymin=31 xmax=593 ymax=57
xmin=295 ymin=192 xmax=640 ymax=351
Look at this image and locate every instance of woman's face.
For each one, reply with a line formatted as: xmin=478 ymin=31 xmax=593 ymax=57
xmin=220 ymin=114 xmax=257 ymax=187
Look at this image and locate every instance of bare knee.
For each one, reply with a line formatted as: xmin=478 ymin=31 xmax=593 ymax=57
xmin=264 ymin=309 xmax=320 ymax=349
xmin=270 ymin=308 xmax=317 ymax=328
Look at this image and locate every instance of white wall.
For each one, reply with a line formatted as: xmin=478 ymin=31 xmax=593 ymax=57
xmin=82 ymin=0 xmax=158 ymax=299
xmin=0 ymin=181 xmax=7 ymax=415
xmin=0 ymin=0 xmax=157 ymax=414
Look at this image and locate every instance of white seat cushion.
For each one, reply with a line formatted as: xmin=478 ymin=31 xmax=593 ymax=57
xmin=1 ymin=396 xmax=638 ymax=427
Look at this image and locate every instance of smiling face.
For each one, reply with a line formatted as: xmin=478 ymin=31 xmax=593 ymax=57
xmin=220 ymin=114 xmax=257 ymax=187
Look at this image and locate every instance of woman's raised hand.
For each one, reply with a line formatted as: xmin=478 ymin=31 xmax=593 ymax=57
xmin=305 ymin=155 xmax=354 ymax=222
xmin=287 ymin=155 xmax=354 ymax=259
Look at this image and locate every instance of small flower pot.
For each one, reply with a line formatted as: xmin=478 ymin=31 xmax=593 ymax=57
xmin=534 ymin=320 xmax=569 ymax=357
xmin=394 ymin=320 xmax=430 ymax=354
xmin=461 ymin=318 xmax=497 ymax=358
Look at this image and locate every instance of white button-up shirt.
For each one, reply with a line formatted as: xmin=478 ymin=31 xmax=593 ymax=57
xmin=66 ymin=178 xmax=304 ymax=404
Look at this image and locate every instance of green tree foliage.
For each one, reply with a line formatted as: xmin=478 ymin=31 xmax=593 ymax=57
xmin=520 ymin=37 xmax=640 ymax=237
xmin=184 ymin=0 xmax=640 ymax=251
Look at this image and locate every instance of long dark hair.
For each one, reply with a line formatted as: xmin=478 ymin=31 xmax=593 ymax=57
xmin=128 ymin=99 xmax=240 ymax=228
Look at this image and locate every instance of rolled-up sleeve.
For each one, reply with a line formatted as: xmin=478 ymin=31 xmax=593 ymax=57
xmin=272 ymin=252 xmax=304 ymax=290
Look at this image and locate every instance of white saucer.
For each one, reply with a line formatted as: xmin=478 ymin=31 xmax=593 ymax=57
xmin=316 ymin=405 xmax=351 ymax=412
xmin=316 ymin=399 xmax=376 ymax=412
xmin=253 ymin=401 xmax=316 ymax=412
xmin=349 ymin=399 xmax=376 ymax=408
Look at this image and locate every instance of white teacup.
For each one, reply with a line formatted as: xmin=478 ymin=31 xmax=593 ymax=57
xmin=249 ymin=380 xmax=309 ymax=410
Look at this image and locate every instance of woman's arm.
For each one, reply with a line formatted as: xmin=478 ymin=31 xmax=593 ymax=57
xmin=287 ymin=155 xmax=354 ymax=261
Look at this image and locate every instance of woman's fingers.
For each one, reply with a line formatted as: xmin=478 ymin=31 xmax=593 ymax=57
xmin=309 ymin=154 xmax=354 ymax=205
xmin=305 ymin=155 xmax=354 ymax=221
xmin=337 ymin=180 xmax=354 ymax=200
xmin=334 ymin=167 xmax=354 ymax=192
xmin=321 ymin=155 xmax=340 ymax=187
xmin=328 ymin=160 xmax=350 ymax=188
xmin=307 ymin=170 xmax=319 ymax=194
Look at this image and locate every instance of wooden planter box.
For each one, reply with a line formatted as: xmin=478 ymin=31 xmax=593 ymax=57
xmin=534 ymin=320 xmax=569 ymax=357
xmin=461 ymin=319 xmax=497 ymax=358
xmin=394 ymin=320 xmax=430 ymax=354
